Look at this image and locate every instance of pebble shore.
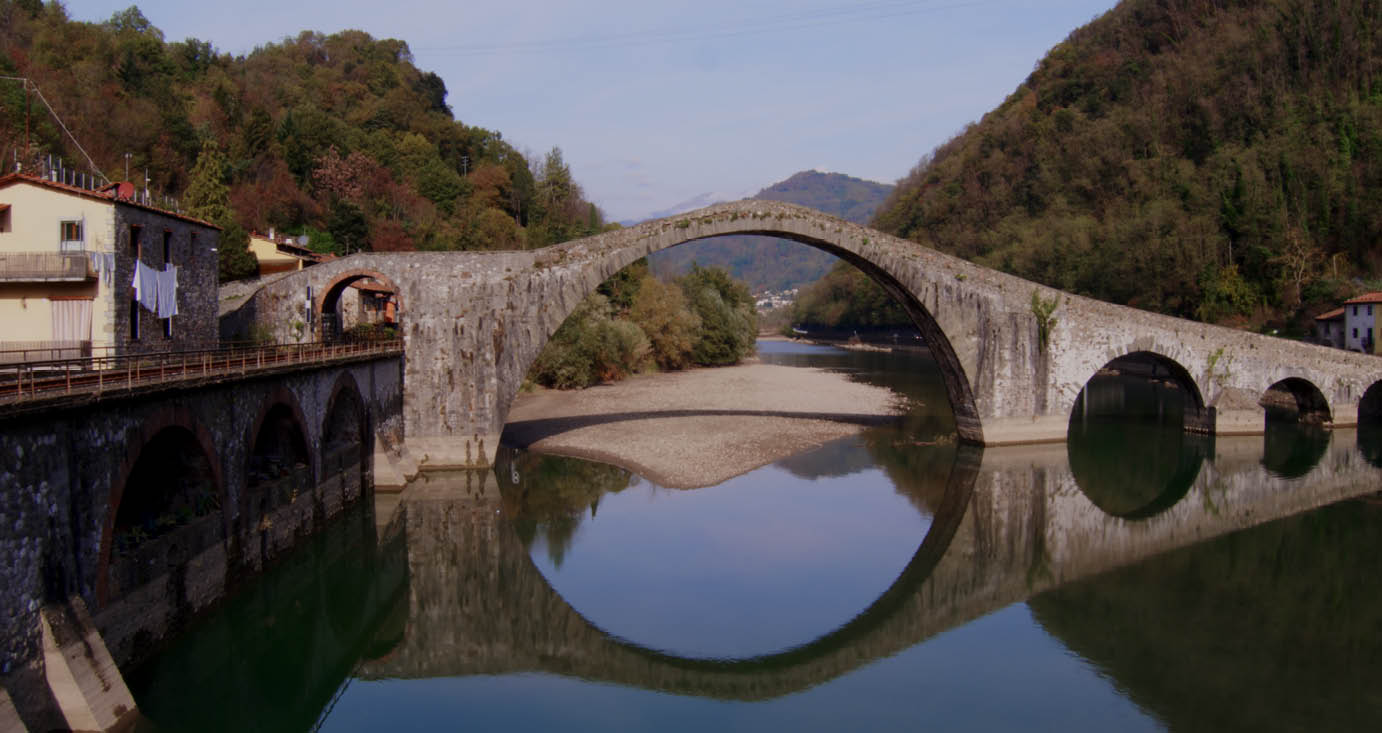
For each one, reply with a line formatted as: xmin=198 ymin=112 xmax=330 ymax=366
xmin=502 ymin=359 xmax=904 ymax=488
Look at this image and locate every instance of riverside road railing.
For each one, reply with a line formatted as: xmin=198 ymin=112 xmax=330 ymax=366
xmin=0 ymin=338 xmax=402 ymax=406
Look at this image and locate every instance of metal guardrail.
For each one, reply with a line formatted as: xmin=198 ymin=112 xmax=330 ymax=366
xmin=0 ymin=338 xmax=403 ymax=406
xmin=0 ymin=341 xmax=92 ymax=364
xmin=0 ymin=252 xmax=94 ymax=280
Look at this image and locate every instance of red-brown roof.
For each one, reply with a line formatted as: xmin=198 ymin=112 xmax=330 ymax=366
xmin=1343 ymin=292 xmax=1382 ymax=305
xmin=0 ymin=173 xmax=219 ymax=229
xmin=1315 ymin=307 xmax=1345 ymax=321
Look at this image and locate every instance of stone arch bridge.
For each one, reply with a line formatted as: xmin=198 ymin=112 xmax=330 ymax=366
xmin=234 ymin=200 xmax=1382 ymax=468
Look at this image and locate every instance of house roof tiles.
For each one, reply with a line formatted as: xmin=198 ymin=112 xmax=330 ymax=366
xmin=0 ymin=173 xmax=219 ymax=229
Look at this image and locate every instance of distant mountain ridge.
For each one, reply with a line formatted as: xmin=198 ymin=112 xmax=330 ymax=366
xmin=649 ymin=171 xmax=893 ymax=293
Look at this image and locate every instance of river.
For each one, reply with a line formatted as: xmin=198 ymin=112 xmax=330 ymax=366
xmin=128 ymin=340 xmax=1382 ymax=731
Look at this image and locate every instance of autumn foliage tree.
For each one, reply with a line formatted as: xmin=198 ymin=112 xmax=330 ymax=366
xmin=874 ymin=0 xmax=1382 ymax=331
xmin=0 ymin=4 xmax=612 ymax=278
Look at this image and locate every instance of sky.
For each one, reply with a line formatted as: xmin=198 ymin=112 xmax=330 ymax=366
xmin=68 ymin=0 xmax=1120 ymax=222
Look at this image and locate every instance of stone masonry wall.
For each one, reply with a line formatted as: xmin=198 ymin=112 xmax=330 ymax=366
xmin=0 ymin=356 xmax=402 ymax=680
xmin=112 ymin=204 xmax=220 ymax=352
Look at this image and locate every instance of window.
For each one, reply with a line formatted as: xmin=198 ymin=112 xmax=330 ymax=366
xmin=0 ymin=204 xmax=10 ymax=232
xmin=162 ymin=230 xmax=172 ymax=265
xmin=1369 ymin=305 xmax=1374 ymax=316
xmin=130 ymin=224 xmax=141 ymax=256
xmin=129 ymin=298 xmax=140 ymax=341
xmin=1353 ymin=306 xmax=1359 ymax=316
xmin=1353 ymin=328 xmax=1358 ymax=338
xmin=60 ymin=220 xmax=83 ymax=252
xmin=163 ymin=315 xmax=173 ymax=339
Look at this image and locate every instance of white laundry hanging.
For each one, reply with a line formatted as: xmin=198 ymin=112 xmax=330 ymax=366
xmin=132 ymin=261 xmax=159 ymax=313
xmin=157 ymin=264 xmax=179 ymax=319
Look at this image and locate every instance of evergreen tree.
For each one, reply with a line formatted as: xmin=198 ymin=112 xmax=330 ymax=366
xmin=184 ymin=140 xmax=255 ymax=281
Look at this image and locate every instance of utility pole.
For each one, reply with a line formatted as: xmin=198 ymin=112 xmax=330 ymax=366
xmin=23 ymin=78 xmax=29 ymax=165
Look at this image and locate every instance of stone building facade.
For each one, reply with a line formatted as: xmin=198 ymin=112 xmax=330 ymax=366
xmin=0 ymin=174 xmax=220 ymax=358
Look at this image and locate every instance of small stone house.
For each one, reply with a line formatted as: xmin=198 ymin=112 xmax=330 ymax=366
xmin=0 ymin=173 xmax=220 ymax=361
xmin=1342 ymin=292 xmax=1382 ymax=353
xmin=1314 ymin=307 xmax=1345 ymax=348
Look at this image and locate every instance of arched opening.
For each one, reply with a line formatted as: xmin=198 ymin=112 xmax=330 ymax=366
xmin=247 ymin=401 xmax=313 ymax=525
xmin=106 ymin=425 xmax=223 ymax=604
xmin=316 ymin=270 xmax=401 ymax=343
xmin=1259 ymin=378 xmax=1331 ymax=477
xmin=497 ymin=232 xmax=972 ymax=660
xmin=322 ymin=376 xmax=369 ymax=504
xmin=1356 ymin=381 xmax=1382 ymax=468
xmin=1067 ymin=352 xmax=1209 ymax=518
xmin=1260 ymin=378 xmax=1332 ymax=425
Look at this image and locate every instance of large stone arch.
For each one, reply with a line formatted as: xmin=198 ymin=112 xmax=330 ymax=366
xmin=98 ymin=407 xmax=225 ymax=606
xmin=499 ymin=225 xmax=985 ymax=447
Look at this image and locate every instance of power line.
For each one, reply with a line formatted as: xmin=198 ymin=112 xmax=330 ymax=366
xmin=415 ymin=0 xmax=996 ymax=57
xmin=0 ymin=76 xmax=110 ymax=184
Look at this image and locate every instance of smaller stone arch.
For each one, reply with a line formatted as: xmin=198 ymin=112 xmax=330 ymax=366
xmin=1358 ymin=381 xmax=1382 ymax=468
xmin=1358 ymin=381 xmax=1382 ymax=423
xmin=1260 ymin=377 xmax=1332 ymax=426
xmin=245 ymin=389 xmax=316 ymax=526
xmin=98 ymin=408 xmax=225 ymax=607
xmin=1069 ymin=351 xmax=1211 ymax=432
xmin=315 ymin=269 xmax=403 ymax=342
xmin=1067 ymin=351 xmax=1209 ymax=519
xmin=321 ymin=371 xmax=371 ymax=504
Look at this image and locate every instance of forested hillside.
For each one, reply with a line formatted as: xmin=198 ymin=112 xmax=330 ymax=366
xmin=874 ymin=0 xmax=1381 ymax=329
xmin=651 ymin=170 xmax=892 ymax=292
xmin=0 ymin=2 xmax=609 ymax=279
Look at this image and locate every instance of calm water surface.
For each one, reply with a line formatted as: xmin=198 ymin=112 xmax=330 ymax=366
xmin=129 ymin=340 xmax=1382 ymax=732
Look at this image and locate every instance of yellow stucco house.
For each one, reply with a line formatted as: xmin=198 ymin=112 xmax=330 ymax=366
xmin=248 ymin=231 xmax=315 ymax=276
xmin=0 ymin=173 xmax=220 ymax=362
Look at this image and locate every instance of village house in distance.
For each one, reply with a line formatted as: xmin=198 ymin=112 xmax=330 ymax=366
xmin=1314 ymin=292 xmax=1382 ymax=353
xmin=0 ymin=172 xmax=220 ymax=360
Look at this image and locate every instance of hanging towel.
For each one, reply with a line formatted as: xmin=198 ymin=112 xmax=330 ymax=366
xmin=157 ymin=264 xmax=179 ymax=319
xmin=93 ymin=253 xmax=114 ymax=286
xmin=133 ymin=261 xmax=159 ymax=313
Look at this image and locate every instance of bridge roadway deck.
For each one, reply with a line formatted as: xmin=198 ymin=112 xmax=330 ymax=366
xmin=231 ymin=200 xmax=1382 ymax=469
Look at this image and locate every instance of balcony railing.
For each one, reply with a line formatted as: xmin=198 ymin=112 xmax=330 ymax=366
xmin=0 ymin=338 xmax=403 ymax=407
xmin=0 ymin=341 xmax=92 ymax=365
xmin=0 ymin=252 xmax=95 ymax=281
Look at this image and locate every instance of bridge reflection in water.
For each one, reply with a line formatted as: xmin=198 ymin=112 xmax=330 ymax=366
xmin=128 ymin=427 xmax=1382 ymax=730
